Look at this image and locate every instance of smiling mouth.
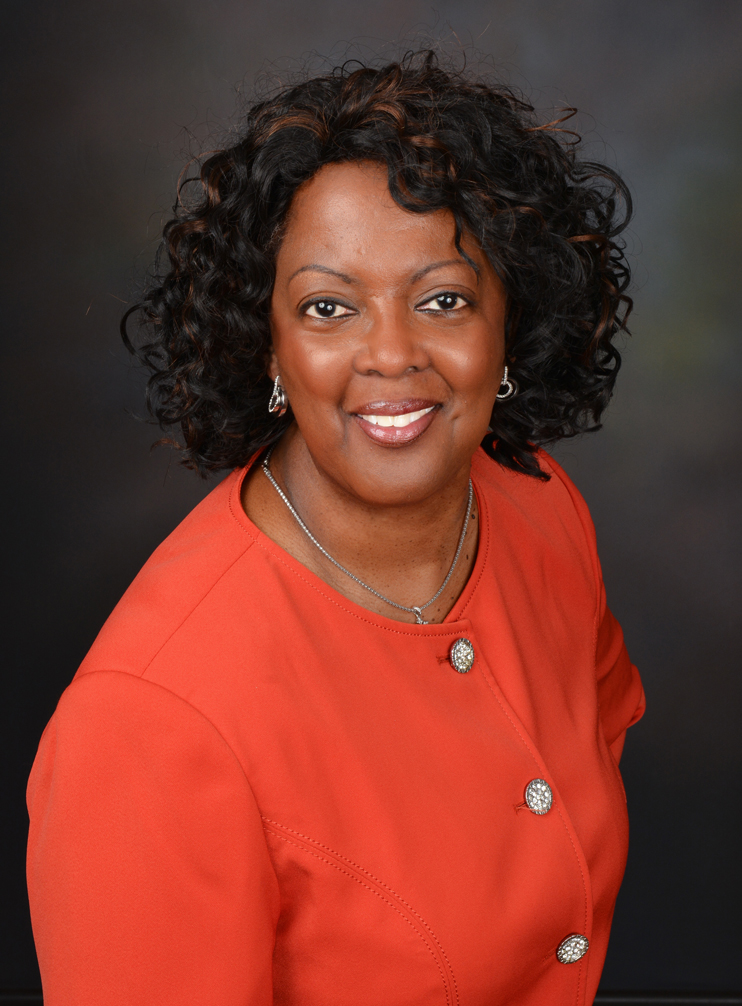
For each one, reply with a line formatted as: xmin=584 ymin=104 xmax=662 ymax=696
xmin=352 ymin=402 xmax=440 ymax=446
xmin=357 ymin=406 xmax=435 ymax=428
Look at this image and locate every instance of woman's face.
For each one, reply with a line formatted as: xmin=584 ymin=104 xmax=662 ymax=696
xmin=269 ymin=160 xmax=507 ymax=505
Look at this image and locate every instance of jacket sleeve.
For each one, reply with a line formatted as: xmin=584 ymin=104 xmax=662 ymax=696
xmin=594 ymin=579 xmax=646 ymax=764
xmin=27 ymin=670 xmax=280 ymax=1006
xmin=541 ymin=450 xmax=646 ymax=765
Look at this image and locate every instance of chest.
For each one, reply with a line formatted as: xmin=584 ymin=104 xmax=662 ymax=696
xmin=168 ymin=557 xmax=627 ymax=1006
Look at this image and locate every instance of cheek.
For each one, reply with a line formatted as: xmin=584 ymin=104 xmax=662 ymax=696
xmin=278 ymin=330 xmax=350 ymax=410
xmin=441 ymin=330 xmax=502 ymax=404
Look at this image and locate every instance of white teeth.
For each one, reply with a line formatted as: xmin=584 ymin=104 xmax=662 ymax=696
xmin=359 ymin=406 xmax=435 ymax=428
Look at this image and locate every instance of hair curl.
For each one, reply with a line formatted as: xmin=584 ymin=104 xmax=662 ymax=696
xmin=123 ymin=50 xmax=632 ymax=479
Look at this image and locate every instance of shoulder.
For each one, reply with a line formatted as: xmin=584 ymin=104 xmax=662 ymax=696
xmin=76 ymin=468 xmax=258 ymax=685
xmin=472 ymin=445 xmax=594 ymax=524
xmin=471 ymin=446 xmax=600 ymax=582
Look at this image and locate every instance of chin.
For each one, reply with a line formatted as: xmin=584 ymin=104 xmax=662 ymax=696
xmin=338 ymin=448 xmax=462 ymax=506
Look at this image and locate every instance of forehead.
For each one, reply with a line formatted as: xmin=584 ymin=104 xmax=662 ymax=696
xmin=275 ymin=161 xmax=467 ymax=275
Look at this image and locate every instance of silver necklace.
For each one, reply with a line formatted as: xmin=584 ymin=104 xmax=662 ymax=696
xmin=261 ymin=447 xmax=474 ymax=624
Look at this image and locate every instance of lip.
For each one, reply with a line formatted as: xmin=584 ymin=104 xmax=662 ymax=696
xmin=352 ymin=398 xmax=439 ymax=417
xmin=351 ymin=399 xmax=441 ymax=447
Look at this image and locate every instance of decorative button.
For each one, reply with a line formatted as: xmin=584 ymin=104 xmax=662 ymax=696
xmin=525 ymin=778 xmax=553 ymax=815
xmin=449 ymin=638 xmax=474 ymax=673
xmin=556 ymin=934 xmax=589 ymax=963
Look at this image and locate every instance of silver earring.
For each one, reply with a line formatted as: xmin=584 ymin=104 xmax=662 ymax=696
xmin=268 ymin=375 xmax=288 ymax=417
xmin=496 ymin=365 xmax=518 ymax=401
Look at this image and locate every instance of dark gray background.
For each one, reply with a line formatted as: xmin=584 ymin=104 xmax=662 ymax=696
xmin=3 ymin=0 xmax=741 ymax=991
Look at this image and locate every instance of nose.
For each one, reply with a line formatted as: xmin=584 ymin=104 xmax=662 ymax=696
xmin=353 ymin=307 xmax=430 ymax=378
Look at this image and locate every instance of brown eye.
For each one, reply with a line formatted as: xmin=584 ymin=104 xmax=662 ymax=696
xmin=419 ymin=293 xmax=468 ymax=312
xmin=304 ymin=300 xmax=353 ymax=319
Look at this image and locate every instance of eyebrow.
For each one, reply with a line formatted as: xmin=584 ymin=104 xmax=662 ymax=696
xmin=288 ymin=264 xmax=355 ymax=284
xmin=288 ymin=256 xmax=480 ymax=286
xmin=409 ymin=258 xmax=480 ymax=284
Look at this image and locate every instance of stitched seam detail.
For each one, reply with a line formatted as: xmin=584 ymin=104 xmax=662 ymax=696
xmin=475 ymin=663 xmax=591 ymax=938
xmin=263 ymin=820 xmax=458 ymax=1006
xmin=263 ymin=817 xmax=460 ymax=1006
xmin=62 ymin=670 xmax=280 ymax=892
xmin=457 ymin=478 xmax=489 ymax=619
xmin=70 ymin=672 xmax=260 ymax=804
xmin=228 ymin=469 xmax=261 ymax=541
xmin=539 ymin=453 xmax=602 ymax=666
xmin=247 ymin=531 xmax=471 ymax=638
xmin=138 ymin=544 xmax=254 ymax=677
xmin=538 ymin=453 xmax=599 ymax=576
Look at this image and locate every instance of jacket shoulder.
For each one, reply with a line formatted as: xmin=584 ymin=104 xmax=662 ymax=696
xmin=77 ymin=469 xmax=256 ymax=681
xmin=473 ymin=446 xmax=597 ymax=544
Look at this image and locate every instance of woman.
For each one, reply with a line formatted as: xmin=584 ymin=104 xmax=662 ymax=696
xmin=27 ymin=53 xmax=645 ymax=1005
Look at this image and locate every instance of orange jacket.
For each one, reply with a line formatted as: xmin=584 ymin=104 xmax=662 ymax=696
xmin=27 ymin=448 xmax=644 ymax=1006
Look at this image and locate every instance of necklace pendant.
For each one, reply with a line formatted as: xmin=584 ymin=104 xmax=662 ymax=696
xmin=263 ymin=450 xmax=473 ymax=629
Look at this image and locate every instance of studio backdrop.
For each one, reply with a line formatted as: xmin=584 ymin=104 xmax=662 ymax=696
xmin=3 ymin=0 xmax=741 ymax=996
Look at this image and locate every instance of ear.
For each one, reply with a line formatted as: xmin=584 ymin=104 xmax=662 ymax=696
xmin=267 ymin=349 xmax=279 ymax=382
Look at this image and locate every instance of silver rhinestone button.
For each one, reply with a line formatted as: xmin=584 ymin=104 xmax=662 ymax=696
xmin=449 ymin=638 xmax=474 ymax=673
xmin=556 ymin=934 xmax=589 ymax=963
xmin=525 ymin=778 xmax=553 ymax=815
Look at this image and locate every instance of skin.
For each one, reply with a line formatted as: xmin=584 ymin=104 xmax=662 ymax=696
xmin=242 ymin=160 xmax=508 ymax=624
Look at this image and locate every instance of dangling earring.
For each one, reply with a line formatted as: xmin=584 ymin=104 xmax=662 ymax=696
xmin=268 ymin=375 xmax=288 ymax=417
xmin=496 ymin=365 xmax=518 ymax=401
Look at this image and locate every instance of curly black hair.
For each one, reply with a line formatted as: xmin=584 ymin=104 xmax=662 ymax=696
xmin=123 ymin=50 xmax=632 ymax=480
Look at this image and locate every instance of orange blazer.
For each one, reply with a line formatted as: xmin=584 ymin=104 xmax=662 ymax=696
xmin=27 ymin=448 xmax=645 ymax=1006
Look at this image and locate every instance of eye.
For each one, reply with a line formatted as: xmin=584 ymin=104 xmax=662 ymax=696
xmin=418 ymin=292 xmax=470 ymax=312
xmin=303 ymin=299 xmax=354 ymax=319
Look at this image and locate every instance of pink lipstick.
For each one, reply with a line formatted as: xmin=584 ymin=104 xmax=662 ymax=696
xmin=352 ymin=400 xmax=440 ymax=446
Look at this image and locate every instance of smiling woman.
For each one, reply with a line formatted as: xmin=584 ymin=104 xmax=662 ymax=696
xmin=241 ymin=159 xmax=507 ymax=624
xmin=26 ymin=52 xmax=644 ymax=1006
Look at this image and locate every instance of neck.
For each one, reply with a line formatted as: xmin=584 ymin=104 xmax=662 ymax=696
xmin=274 ymin=430 xmax=474 ymax=571
xmin=242 ymin=428 xmax=480 ymax=624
